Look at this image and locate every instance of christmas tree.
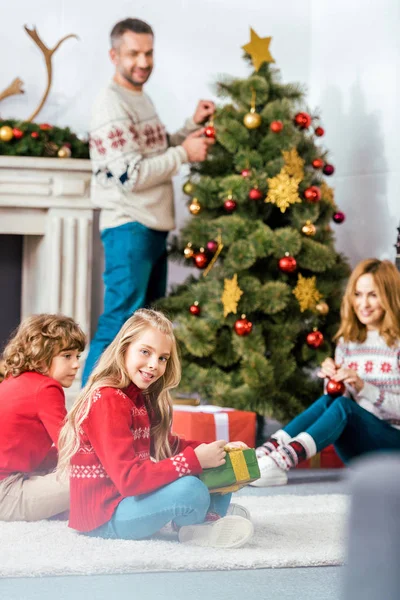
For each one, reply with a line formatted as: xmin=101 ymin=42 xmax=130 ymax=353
xmin=160 ymin=29 xmax=350 ymax=423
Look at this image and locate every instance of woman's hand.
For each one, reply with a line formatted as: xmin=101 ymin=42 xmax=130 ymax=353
xmin=224 ymin=441 xmax=248 ymax=451
xmin=332 ymin=367 xmax=364 ymax=394
xmin=194 ymin=440 xmax=227 ymax=469
xmin=317 ymin=357 xmax=337 ymax=379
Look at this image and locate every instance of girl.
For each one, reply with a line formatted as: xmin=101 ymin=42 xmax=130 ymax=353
xmin=58 ymin=309 xmax=253 ymax=548
xmin=252 ymin=258 xmax=400 ymax=487
xmin=0 ymin=314 xmax=86 ymax=520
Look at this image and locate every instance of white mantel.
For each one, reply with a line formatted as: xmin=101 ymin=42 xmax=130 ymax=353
xmin=0 ymin=156 xmax=95 ymax=345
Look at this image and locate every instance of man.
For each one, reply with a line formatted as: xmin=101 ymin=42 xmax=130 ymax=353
xmin=82 ymin=18 xmax=215 ymax=384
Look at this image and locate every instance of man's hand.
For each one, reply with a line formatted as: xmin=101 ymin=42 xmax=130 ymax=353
xmin=193 ymin=100 xmax=215 ymax=125
xmin=194 ymin=440 xmax=227 ymax=469
xmin=182 ymin=128 xmax=214 ymax=162
xmin=332 ymin=367 xmax=364 ymax=394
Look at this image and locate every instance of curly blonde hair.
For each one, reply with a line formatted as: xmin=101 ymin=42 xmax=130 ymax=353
xmin=57 ymin=309 xmax=181 ymax=477
xmin=2 ymin=314 xmax=86 ymax=378
xmin=334 ymin=258 xmax=400 ymax=347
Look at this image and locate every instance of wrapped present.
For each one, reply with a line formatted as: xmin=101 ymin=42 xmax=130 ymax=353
xmin=199 ymin=446 xmax=260 ymax=494
xmin=172 ymin=405 xmax=256 ymax=448
xmin=296 ymin=444 xmax=344 ymax=469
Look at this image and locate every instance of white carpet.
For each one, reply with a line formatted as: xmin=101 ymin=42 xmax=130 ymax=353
xmin=1 ymin=494 xmax=348 ymax=577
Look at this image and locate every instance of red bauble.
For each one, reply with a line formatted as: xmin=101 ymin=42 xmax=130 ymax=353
xmin=270 ymin=120 xmax=283 ymax=133
xmin=306 ymin=330 xmax=324 ymax=349
xmin=204 ymin=125 xmax=215 ymax=139
xmin=323 ymin=163 xmax=335 ymax=176
xmin=333 ymin=211 xmax=346 ymax=224
xmin=241 ymin=169 xmax=251 ymax=178
xmin=315 ymin=126 xmax=325 ymax=137
xmin=304 ymin=186 xmax=322 ymax=203
xmin=31 ymin=132 xmax=39 ymax=139
xmin=12 ymin=128 xmax=24 ymax=139
xmin=206 ymin=240 xmax=219 ymax=253
xmin=189 ymin=303 xmax=201 ymax=316
xmin=312 ymin=158 xmax=324 ymax=169
xmin=294 ymin=112 xmax=312 ymax=129
xmin=223 ymin=198 xmax=237 ymax=213
xmin=234 ymin=316 xmax=253 ymax=336
xmin=249 ymin=187 xmax=263 ymax=201
xmin=193 ymin=251 xmax=208 ymax=269
xmin=39 ymin=123 xmax=52 ymax=131
xmin=278 ymin=255 xmax=297 ymax=273
xmin=326 ymin=379 xmax=346 ymax=398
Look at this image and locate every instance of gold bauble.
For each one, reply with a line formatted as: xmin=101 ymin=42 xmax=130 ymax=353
xmin=58 ymin=145 xmax=72 ymax=158
xmin=183 ymin=180 xmax=194 ymax=195
xmin=189 ymin=197 xmax=202 ymax=215
xmin=183 ymin=243 xmax=194 ymax=259
xmin=243 ymin=110 xmax=262 ymax=129
xmin=0 ymin=126 xmax=14 ymax=142
xmin=302 ymin=220 xmax=316 ymax=236
xmin=315 ymin=301 xmax=329 ymax=315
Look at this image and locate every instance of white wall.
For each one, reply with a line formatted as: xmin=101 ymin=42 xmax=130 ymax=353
xmin=1 ymin=0 xmax=399 ymax=300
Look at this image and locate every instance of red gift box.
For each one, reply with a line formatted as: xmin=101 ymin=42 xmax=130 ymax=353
xmin=296 ymin=444 xmax=344 ymax=469
xmin=172 ymin=405 xmax=256 ymax=448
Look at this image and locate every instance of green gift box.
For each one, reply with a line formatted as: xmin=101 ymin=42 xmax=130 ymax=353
xmin=199 ymin=447 xmax=260 ymax=494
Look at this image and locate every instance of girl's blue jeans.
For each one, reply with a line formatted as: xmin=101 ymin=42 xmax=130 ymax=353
xmin=85 ymin=476 xmax=232 ymax=540
xmin=283 ymin=394 xmax=400 ymax=464
xmin=82 ymin=222 xmax=168 ymax=385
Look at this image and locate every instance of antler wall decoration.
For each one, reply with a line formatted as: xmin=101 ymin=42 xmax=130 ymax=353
xmin=0 ymin=26 xmax=78 ymax=122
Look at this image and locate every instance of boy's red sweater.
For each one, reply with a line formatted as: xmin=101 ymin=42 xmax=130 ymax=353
xmin=69 ymin=384 xmax=203 ymax=532
xmin=0 ymin=372 xmax=66 ymax=480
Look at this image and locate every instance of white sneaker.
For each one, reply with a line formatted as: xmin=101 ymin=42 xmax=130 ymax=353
xmin=227 ymin=503 xmax=251 ymax=520
xmin=249 ymin=455 xmax=288 ymax=487
xmin=178 ymin=515 xmax=254 ymax=548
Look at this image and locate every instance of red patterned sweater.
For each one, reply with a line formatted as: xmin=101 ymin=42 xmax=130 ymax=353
xmin=69 ymin=384 xmax=203 ymax=532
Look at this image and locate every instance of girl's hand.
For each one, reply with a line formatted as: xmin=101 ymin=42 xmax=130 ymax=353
xmin=332 ymin=367 xmax=364 ymax=394
xmin=224 ymin=441 xmax=248 ymax=450
xmin=317 ymin=357 xmax=337 ymax=379
xmin=194 ymin=440 xmax=227 ymax=469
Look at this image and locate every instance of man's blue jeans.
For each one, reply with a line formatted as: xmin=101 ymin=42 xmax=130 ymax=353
xmin=283 ymin=394 xmax=400 ymax=464
xmin=84 ymin=476 xmax=232 ymax=540
xmin=82 ymin=222 xmax=168 ymax=385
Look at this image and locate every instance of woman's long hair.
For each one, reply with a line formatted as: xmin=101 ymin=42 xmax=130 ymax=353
xmin=334 ymin=258 xmax=400 ymax=347
xmin=57 ymin=309 xmax=181 ymax=477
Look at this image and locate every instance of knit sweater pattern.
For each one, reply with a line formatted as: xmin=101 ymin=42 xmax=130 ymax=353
xmin=89 ymin=81 xmax=198 ymax=232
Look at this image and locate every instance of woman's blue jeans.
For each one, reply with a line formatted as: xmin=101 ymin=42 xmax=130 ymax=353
xmin=82 ymin=222 xmax=168 ymax=385
xmin=85 ymin=476 xmax=232 ymax=540
xmin=283 ymin=394 xmax=400 ymax=464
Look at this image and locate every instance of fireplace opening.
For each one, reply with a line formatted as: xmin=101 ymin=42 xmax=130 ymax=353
xmin=0 ymin=235 xmax=23 ymax=353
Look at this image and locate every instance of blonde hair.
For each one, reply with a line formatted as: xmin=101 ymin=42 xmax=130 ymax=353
xmin=2 ymin=314 xmax=86 ymax=378
xmin=334 ymin=258 xmax=400 ymax=347
xmin=57 ymin=309 xmax=181 ymax=477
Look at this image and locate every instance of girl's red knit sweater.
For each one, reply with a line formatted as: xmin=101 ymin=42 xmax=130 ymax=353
xmin=69 ymin=383 xmax=203 ymax=532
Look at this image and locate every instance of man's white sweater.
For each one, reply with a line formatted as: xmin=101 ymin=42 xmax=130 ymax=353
xmin=89 ymin=81 xmax=198 ymax=232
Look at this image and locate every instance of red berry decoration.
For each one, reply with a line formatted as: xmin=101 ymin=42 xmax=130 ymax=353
xmin=294 ymin=112 xmax=312 ymax=129
xmin=312 ymin=158 xmax=324 ymax=169
xmin=31 ymin=132 xmax=39 ymax=139
xmin=204 ymin=125 xmax=215 ymax=139
xmin=234 ymin=315 xmax=253 ymax=337
xmin=270 ymin=120 xmax=283 ymax=133
xmin=193 ymin=249 xmax=208 ymax=269
xmin=323 ymin=164 xmax=335 ymax=176
xmin=39 ymin=123 xmax=52 ymax=131
xmin=12 ymin=128 xmax=24 ymax=139
xmin=278 ymin=254 xmax=297 ymax=273
xmin=315 ymin=126 xmax=325 ymax=137
xmin=189 ymin=302 xmax=201 ymax=316
xmin=223 ymin=198 xmax=237 ymax=213
xmin=326 ymin=379 xmax=346 ymax=398
xmin=306 ymin=330 xmax=324 ymax=349
xmin=249 ymin=187 xmax=263 ymax=201
xmin=333 ymin=211 xmax=346 ymax=224
xmin=206 ymin=240 xmax=219 ymax=253
xmin=304 ymin=186 xmax=322 ymax=203
xmin=241 ymin=169 xmax=251 ymax=178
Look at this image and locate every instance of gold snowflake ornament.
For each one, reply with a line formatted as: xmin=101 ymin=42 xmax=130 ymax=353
xmin=282 ymin=148 xmax=305 ymax=180
xmin=320 ymin=181 xmax=336 ymax=207
xmin=266 ymin=169 xmax=301 ymax=213
xmin=221 ymin=274 xmax=244 ymax=317
xmin=293 ymin=274 xmax=322 ymax=312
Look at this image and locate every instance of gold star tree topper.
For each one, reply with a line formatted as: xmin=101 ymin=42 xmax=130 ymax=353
xmin=293 ymin=274 xmax=322 ymax=312
xmin=282 ymin=148 xmax=305 ymax=180
xmin=221 ymin=274 xmax=244 ymax=317
xmin=242 ymin=28 xmax=275 ymax=71
xmin=266 ymin=169 xmax=301 ymax=213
